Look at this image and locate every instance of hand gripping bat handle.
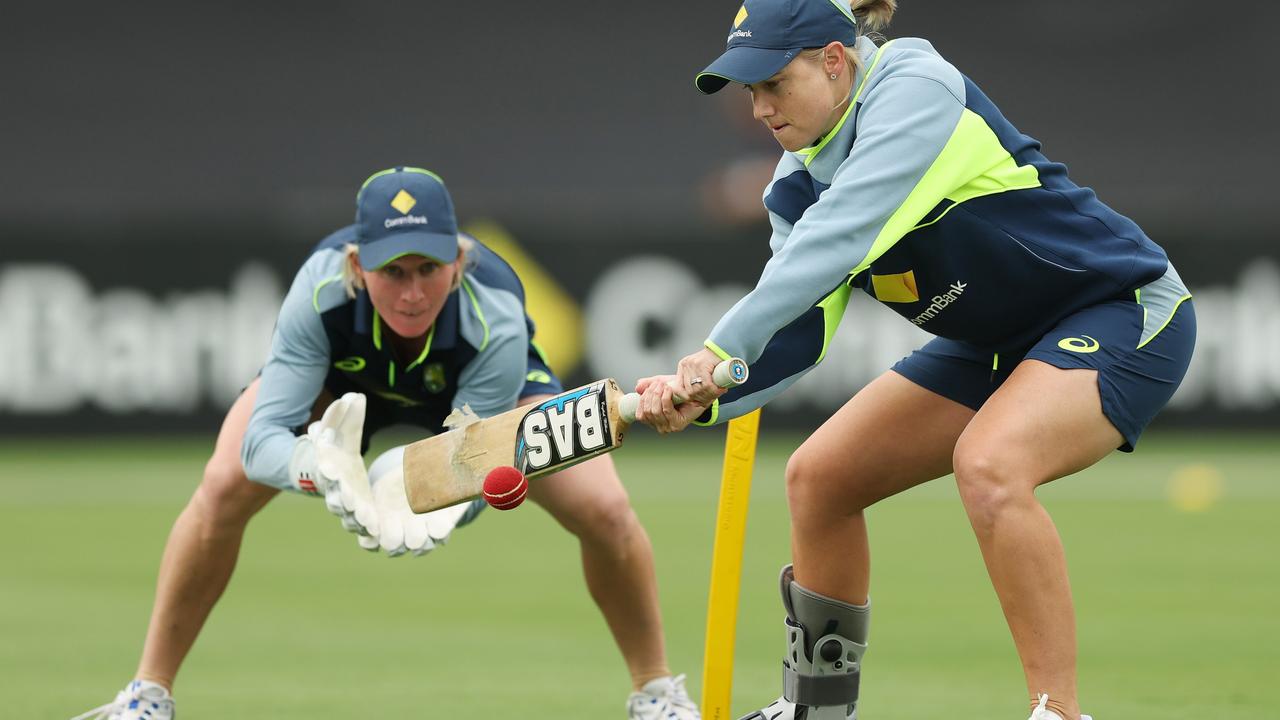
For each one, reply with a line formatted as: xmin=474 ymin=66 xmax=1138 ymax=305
xmin=618 ymin=358 xmax=749 ymax=423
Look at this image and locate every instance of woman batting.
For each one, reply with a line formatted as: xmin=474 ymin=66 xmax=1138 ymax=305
xmin=76 ymin=167 xmax=699 ymax=720
xmin=633 ymin=2 xmax=1195 ymax=719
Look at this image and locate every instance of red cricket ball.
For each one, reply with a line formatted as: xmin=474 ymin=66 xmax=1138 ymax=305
xmin=482 ymin=466 xmax=528 ymax=510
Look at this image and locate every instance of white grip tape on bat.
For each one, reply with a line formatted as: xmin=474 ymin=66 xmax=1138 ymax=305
xmin=618 ymin=357 xmax=748 ymax=423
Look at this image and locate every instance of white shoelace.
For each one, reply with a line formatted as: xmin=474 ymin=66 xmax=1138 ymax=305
xmin=70 ymin=684 xmax=170 ymax=720
xmin=630 ymin=674 xmax=699 ymax=717
xmin=665 ymin=674 xmax=698 ymax=712
xmin=1030 ymin=693 xmax=1063 ymax=720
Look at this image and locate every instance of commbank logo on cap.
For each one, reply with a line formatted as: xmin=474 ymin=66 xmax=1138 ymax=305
xmin=390 ymin=190 xmax=417 ymax=215
xmin=733 ymin=5 xmax=748 ymax=27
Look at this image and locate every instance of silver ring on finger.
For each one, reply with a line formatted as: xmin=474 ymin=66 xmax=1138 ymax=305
xmin=689 ymin=377 xmax=704 ymax=386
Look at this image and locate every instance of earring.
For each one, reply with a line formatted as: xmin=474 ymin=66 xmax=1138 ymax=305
xmin=830 ymin=73 xmax=837 ymax=80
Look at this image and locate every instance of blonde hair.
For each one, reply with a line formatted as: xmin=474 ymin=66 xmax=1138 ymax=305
xmin=851 ymin=0 xmax=896 ymax=33
xmin=803 ymin=0 xmax=897 ymax=77
xmin=341 ymin=234 xmax=475 ymax=298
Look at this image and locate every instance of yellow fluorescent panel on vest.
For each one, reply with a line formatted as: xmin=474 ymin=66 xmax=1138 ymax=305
xmin=464 ymin=220 xmax=584 ymax=377
xmin=871 ymin=270 xmax=919 ymax=303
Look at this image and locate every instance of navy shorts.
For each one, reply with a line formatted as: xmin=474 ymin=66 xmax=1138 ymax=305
xmin=892 ymin=297 xmax=1196 ymax=451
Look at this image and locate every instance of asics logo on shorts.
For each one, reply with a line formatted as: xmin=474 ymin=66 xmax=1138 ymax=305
xmin=1057 ymin=335 xmax=1100 ymax=353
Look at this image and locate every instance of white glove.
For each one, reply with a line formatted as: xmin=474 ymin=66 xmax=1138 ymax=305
xmin=367 ymin=445 xmax=477 ymax=557
xmin=356 ymin=532 xmax=380 ymax=552
xmin=288 ymin=392 xmax=379 ymax=540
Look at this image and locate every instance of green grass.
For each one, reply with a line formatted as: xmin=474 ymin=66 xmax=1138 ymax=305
xmin=2 ymin=431 xmax=1277 ymax=718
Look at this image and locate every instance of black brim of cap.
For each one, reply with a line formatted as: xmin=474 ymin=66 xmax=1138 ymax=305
xmin=695 ymin=45 xmax=801 ymax=94
xmin=358 ymin=231 xmax=459 ymax=270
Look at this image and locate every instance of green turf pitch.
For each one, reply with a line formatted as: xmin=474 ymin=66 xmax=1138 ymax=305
xmin=2 ymin=431 xmax=1276 ymax=718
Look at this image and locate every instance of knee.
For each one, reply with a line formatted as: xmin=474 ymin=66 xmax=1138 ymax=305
xmin=784 ymin=451 xmax=819 ymax=512
xmin=952 ymin=444 xmax=1023 ymax=533
xmin=785 ymin=449 xmax=872 ymax=515
xmin=566 ymin=489 xmax=641 ymax=549
xmin=192 ymin=456 xmax=273 ymax=529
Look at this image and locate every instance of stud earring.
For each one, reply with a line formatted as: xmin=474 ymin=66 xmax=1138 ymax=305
xmin=830 ymin=73 xmax=837 ymax=80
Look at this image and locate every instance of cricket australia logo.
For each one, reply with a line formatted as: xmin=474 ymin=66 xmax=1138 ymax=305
xmin=422 ymin=362 xmax=447 ymax=393
xmin=910 ymin=281 xmax=968 ymax=326
xmin=515 ymin=382 xmax=612 ymax=473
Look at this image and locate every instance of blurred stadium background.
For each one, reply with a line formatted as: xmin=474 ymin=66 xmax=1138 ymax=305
xmin=3 ymin=1 xmax=1276 ymax=717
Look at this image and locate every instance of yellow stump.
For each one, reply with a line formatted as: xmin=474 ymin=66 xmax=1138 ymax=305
xmin=700 ymin=409 xmax=761 ymax=720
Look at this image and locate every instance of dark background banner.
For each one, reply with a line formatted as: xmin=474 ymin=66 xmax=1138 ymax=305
xmin=2 ymin=224 xmax=1275 ymax=434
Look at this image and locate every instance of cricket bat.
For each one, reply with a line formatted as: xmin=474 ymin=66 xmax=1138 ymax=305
xmin=403 ymin=358 xmax=748 ymax=513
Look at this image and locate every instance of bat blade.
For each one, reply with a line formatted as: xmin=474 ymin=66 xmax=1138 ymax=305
xmin=403 ymin=379 xmax=629 ymax=513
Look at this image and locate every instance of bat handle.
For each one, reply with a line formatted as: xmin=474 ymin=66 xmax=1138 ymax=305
xmin=618 ymin=358 xmax=749 ymax=423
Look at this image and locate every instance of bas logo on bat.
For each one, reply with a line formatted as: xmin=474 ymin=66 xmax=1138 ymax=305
xmin=515 ymin=382 xmax=613 ymax=472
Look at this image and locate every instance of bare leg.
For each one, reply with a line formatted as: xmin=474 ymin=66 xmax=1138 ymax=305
xmin=134 ymin=380 xmax=280 ymax=690
xmin=786 ymin=371 xmax=974 ymax=604
xmin=953 ymin=361 xmax=1123 ymax=720
xmin=526 ymin=438 xmax=668 ymax=690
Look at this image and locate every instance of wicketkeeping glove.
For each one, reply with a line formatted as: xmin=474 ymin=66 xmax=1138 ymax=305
xmin=288 ymin=392 xmax=379 ymax=540
xmin=367 ymin=445 xmax=484 ymax=557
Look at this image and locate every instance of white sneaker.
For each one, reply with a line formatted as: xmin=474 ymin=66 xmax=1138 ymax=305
xmin=71 ymin=680 xmax=175 ymax=720
xmin=737 ymin=696 xmax=855 ymax=720
xmin=627 ymin=674 xmax=700 ymax=719
xmin=1028 ymin=693 xmax=1092 ymax=720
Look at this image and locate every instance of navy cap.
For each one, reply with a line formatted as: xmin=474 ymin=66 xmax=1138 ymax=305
xmin=696 ymin=0 xmax=857 ymax=94
xmin=354 ymin=167 xmax=459 ymax=270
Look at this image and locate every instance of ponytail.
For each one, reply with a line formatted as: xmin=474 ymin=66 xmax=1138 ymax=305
xmin=850 ymin=0 xmax=896 ymax=33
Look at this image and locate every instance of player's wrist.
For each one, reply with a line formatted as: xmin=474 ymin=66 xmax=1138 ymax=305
xmin=704 ymin=340 xmax=733 ymax=361
xmin=691 ymin=399 xmax=720 ymax=427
